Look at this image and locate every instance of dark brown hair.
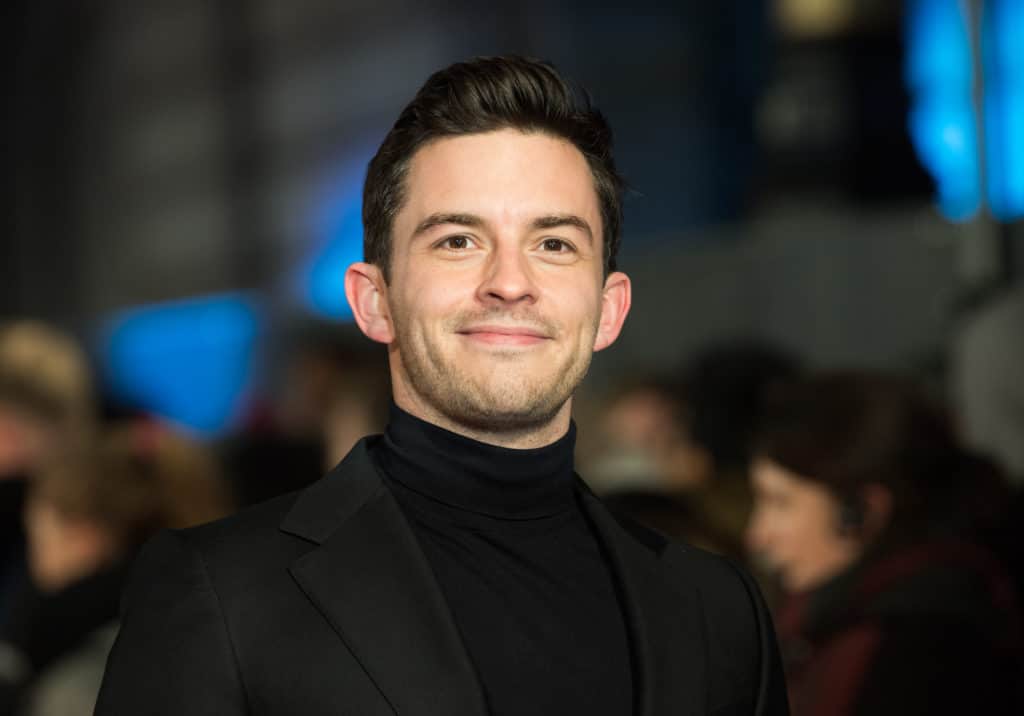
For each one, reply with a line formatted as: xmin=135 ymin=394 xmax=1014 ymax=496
xmin=754 ymin=373 xmax=960 ymax=524
xmin=362 ymin=55 xmax=624 ymax=281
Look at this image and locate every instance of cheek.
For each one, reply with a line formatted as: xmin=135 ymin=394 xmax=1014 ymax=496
xmin=783 ymin=510 xmax=851 ymax=586
xmin=391 ymin=282 xmax=448 ymax=334
xmin=753 ymin=506 xmax=826 ymax=568
xmin=785 ymin=508 xmax=832 ymax=556
xmin=755 ymin=509 xmax=797 ymax=555
xmin=553 ymin=286 xmax=602 ymax=339
xmin=26 ymin=511 xmax=64 ymax=573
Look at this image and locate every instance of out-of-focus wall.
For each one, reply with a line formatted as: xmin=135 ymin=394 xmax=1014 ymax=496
xmin=596 ymin=200 xmax=960 ymax=385
xmin=9 ymin=0 xmax=770 ymax=322
xmin=45 ymin=0 xmax=503 ymax=318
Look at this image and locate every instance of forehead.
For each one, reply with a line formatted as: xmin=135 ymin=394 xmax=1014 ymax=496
xmin=397 ymin=129 xmax=602 ymax=232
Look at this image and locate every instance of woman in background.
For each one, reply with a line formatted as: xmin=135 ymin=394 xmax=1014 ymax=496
xmin=5 ymin=422 xmax=230 ymax=716
xmin=746 ymin=372 xmax=1021 ymax=715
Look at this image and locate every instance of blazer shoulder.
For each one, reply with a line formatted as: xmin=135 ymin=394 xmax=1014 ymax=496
xmin=155 ymin=439 xmax=386 ymax=595
xmin=665 ymin=542 xmax=789 ymax=715
xmin=607 ymin=508 xmax=785 ymax=710
xmin=164 ymin=489 xmax=305 ymax=584
xmin=185 ymin=487 xmax=300 ymax=543
xmin=602 ymin=501 xmax=755 ymax=600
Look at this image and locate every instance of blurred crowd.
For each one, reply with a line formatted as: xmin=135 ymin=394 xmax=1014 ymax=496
xmin=0 ymin=320 xmax=389 ymax=715
xmin=1 ymin=303 xmax=1023 ymax=714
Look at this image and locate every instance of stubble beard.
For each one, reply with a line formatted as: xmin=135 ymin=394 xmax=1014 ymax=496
xmin=392 ymin=308 xmax=596 ymax=435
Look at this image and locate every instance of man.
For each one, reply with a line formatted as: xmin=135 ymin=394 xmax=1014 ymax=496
xmin=97 ymin=56 xmax=788 ymax=716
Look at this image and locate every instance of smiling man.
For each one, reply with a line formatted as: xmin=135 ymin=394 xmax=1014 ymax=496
xmin=96 ymin=57 xmax=788 ymax=716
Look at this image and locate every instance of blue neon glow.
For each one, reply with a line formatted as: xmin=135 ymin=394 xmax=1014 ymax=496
xmin=101 ymin=294 xmax=261 ymax=436
xmin=982 ymin=0 xmax=1024 ymax=221
xmin=906 ymin=0 xmax=981 ymax=221
xmin=905 ymin=0 xmax=975 ymax=90
xmin=908 ymin=97 xmax=983 ymax=221
xmin=301 ymin=153 xmax=374 ymax=320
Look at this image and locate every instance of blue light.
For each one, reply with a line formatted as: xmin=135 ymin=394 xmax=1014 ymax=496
xmin=982 ymin=0 xmax=1024 ymax=221
xmin=906 ymin=0 xmax=982 ymax=222
xmin=101 ymin=294 xmax=261 ymax=436
xmin=301 ymin=153 xmax=373 ymax=320
xmin=908 ymin=96 xmax=983 ymax=221
xmin=905 ymin=0 xmax=974 ymax=91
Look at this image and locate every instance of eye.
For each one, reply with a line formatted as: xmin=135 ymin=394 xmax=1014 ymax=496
xmin=540 ymin=238 xmax=574 ymax=253
xmin=436 ymin=235 xmax=476 ymax=250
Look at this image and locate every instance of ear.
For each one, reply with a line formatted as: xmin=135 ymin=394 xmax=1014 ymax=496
xmin=593 ymin=271 xmax=631 ymax=352
xmin=345 ymin=262 xmax=395 ymax=344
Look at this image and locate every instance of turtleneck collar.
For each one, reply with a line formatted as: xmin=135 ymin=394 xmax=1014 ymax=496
xmin=373 ymin=403 xmax=578 ymax=520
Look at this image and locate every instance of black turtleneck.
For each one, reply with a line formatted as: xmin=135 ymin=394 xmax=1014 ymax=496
xmin=371 ymin=404 xmax=633 ymax=716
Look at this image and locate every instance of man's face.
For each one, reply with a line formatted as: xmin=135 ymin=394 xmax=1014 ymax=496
xmin=356 ymin=129 xmax=629 ymax=439
xmin=746 ymin=458 xmax=861 ymax=593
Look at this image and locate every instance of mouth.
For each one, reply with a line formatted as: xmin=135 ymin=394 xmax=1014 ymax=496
xmin=456 ymin=325 xmax=551 ymax=346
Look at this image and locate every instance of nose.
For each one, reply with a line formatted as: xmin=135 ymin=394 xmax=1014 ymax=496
xmin=476 ymin=242 xmax=537 ymax=305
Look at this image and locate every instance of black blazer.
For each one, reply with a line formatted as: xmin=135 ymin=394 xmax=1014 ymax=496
xmin=96 ymin=437 xmax=788 ymax=716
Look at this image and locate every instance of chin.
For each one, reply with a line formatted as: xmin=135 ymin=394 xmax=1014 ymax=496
xmin=441 ymin=387 xmax=567 ymax=432
xmin=454 ymin=400 xmax=562 ymax=432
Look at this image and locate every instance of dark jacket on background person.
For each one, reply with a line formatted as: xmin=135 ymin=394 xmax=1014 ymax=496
xmin=775 ymin=538 xmax=1022 ymax=715
xmin=0 ymin=561 xmax=127 ymax=716
xmin=96 ymin=436 xmax=788 ymax=716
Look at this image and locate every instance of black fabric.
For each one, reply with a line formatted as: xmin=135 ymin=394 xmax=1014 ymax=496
xmin=371 ymin=405 xmax=632 ymax=716
xmin=96 ymin=437 xmax=790 ymax=716
xmin=1 ymin=560 xmax=126 ymax=671
xmin=0 ymin=478 xmax=28 ymax=622
xmin=0 ymin=559 xmax=127 ymax=714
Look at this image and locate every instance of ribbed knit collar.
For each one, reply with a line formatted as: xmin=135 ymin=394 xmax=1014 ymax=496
xmin=374 ymin=403 xmax=577 ymax=520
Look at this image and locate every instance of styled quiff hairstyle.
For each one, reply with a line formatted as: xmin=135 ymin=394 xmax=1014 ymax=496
xmin=363 ymin=55 xmax=624 ymax=281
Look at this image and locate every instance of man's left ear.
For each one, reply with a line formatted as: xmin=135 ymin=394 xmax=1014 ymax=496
xmin=593 ymin=271 xmax=631 ymax=352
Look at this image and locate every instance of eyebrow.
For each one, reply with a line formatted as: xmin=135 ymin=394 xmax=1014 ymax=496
xmin=411 ymin=212 xmax=594 ymax=243
xmin=411 ymin=213 xmax=485 ymax=238
xmin=531 ymin=214 xmax=594 ymax=241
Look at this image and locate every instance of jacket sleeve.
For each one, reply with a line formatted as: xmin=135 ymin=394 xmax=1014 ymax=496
xmin=732 ymin=562 xmax=790 ymax=716
xmin=95 ymin=530 xmax=249 ymax=715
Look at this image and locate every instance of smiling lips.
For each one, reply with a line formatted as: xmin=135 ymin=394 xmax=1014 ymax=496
xmin=457 ymin=324 xmax=551 ymax=346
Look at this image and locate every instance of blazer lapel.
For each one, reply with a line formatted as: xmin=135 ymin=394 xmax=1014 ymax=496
xmin=581 ymin=489 xmax=709 ymax=716
xmin=281 ymin=439 xmax=487 ymax=716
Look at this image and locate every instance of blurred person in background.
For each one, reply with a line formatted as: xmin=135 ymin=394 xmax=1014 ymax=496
xmin=275 ymin=325 xmax=389 ymax=457
xmin=746 ymin=372 xmax=1021 ymax=715
xmin=0 ymin=322 xmax=95 ymax=621
xmin=594 ymin=340 xmax=799 ymax=559
xmin=97 ymin=56 xmax=788 ymax=715
xmin=0 ymin=422 xmax=231 ymax=716
xmin=221 ymin=326 xmax=388 ymax=508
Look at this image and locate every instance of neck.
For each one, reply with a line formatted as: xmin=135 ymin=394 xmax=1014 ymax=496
xmin=391 ymin=389 xmax=574 ymax=450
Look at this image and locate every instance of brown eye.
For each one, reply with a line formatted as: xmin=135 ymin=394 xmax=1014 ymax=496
xmin=443 ymin=235 xmax=472 ymax=249
xmin=541 ymin=238 xmax=570 ymax=252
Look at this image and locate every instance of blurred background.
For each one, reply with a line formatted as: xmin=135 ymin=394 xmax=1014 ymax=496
xmin=4 ymin=0 xmax=1023 ymax=435
xmin=3 ymin=0 xmax=1024 ymax=714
